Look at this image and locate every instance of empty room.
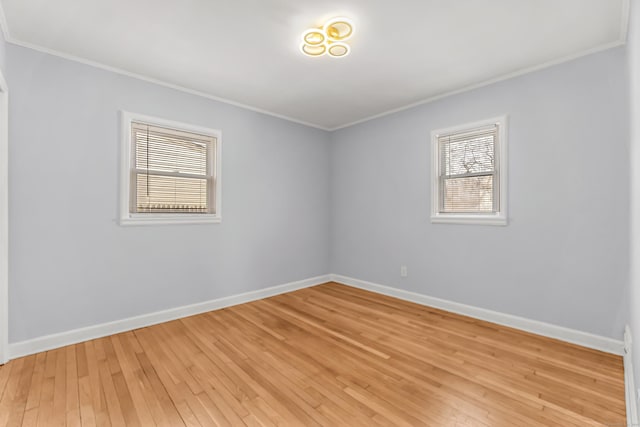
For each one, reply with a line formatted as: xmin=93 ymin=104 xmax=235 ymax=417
xmin=0 ymin=0 xmax=639 ymax=425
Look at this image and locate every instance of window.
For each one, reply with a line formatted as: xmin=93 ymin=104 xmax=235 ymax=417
xmin=431 ymin=116 xmax=507 ymax=225
xmin=120 ymin=112 xmax=222 ymax=225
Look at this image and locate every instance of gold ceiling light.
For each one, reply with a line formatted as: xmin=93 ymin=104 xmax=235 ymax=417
xmin=302 ymin=29 xmax=325 ymax=46
xmin=327 ymin=42 xmax=349 ymax=58
xmin=301 ymin=43 xmax=327 ymax=57
xmin=323 ymin=18 xmax=354 ymax=41
xmin=300 ymin=17 xmax=354 ymax=58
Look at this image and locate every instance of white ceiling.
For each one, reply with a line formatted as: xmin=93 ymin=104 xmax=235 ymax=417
xmin=0 ymin=0 xmax=628 ymax=130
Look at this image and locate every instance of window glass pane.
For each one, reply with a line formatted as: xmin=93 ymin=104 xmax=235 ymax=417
xmin=443 ymin=134 xmax=495 ymax=176
xmin=136 ymin=174 xmax=210 ymax=213
xmin=131 ymin=121 xmax=214 ymax=215
xmin=133 ymin=124 xmax=209 ymax=176
xmin=443 ymin=175 xmax=494 ymax=213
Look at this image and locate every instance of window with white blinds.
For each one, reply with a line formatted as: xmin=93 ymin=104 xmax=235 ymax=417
xmin=120 ymin=112 xmax=222 ymax=225
xmin=431 ymin=117 xmax=507 ymax=225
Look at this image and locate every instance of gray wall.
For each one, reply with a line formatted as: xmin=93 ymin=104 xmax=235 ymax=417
xmin=5 ymin=39 xmax=630 ymax=344
xmin=0 ymin=30 xmax=7 ymax=76
xmin=7 ymin=45 xmax=331 ymax=343
xmin=628 ymin=0 xmax=640 ymax=396
xmin=330 ymin=47 xmax=629 ymax=339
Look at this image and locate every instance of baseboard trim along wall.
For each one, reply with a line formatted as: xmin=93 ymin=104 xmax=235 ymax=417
xmin=624 ymin=326 xmax=640 ymax=425
xmin=8 ymin=273 xmax=625 ymax=360
xmin=8 ymin=274 xmax=332 ymax=360
xmin=330 ymin=274 xmax=625 ymax=356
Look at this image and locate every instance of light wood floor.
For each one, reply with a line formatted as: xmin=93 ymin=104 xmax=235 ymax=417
xmin=0 ymin=282 xmax=626 ymax=426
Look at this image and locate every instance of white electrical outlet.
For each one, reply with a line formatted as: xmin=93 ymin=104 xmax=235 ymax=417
xmin=400 ymin=265 xmax=408 ymax=277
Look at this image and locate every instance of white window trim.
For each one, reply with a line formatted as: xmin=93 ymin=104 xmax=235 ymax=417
xmin=430 ymin=115 xmax=508 ymax=226
xmin=119 ymin=111 xmax=222 ymax=226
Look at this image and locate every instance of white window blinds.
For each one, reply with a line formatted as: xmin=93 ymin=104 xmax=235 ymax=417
xmin=131 ymin=122 xmax=215 ymax=214
xmin=438 ymin=125 xmax=498 ymax=213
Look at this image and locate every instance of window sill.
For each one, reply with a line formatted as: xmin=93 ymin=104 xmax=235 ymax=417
xmin=430 ymin=214 xmax=507 ymax=226
xmin=119 ymin=214 xmax=221 ymax=226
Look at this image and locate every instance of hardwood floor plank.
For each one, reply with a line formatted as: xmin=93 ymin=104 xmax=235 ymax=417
xmin=49 ymin=348 xmax=67 ymax=427
xmin=5 ymin=355 xmax=35 ymax=427
xmin=21 ymin=352 xmax=46 ymax=427
xmin=0 ymin=358 xmax=14 ymax=406
xmin=65 ymin=346 xmax=82 ymax=427
xmin=97 ymin=357 xmax=126 ymax=427
xmin=35 ymin=369 xmax=54 ymax=427
xmin=108 ymin=335 xmax=150 ymax=426
xmin=77 ymin=376 xmax=97 ymax=427
xmin=0 ymin=282 xmax=626 ymax=426
xmin=133 ymin=352 xmax=184 ymax=427
xmin=83 ymin=340 xmax=111 ymax=427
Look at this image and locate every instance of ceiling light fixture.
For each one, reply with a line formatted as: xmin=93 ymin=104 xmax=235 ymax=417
xmin=300 ymin=17 xmax=354 ymax=58
xmin=301 ymin=43 xmax=327 ymax=57
xmin=327 ymin=42 xmax=350 ymax=58
xmin=302 ymin=29 xmax=325 ymax=46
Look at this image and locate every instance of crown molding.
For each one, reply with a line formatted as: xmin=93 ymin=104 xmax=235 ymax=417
xmin=328 ymin=0 xmax=630 ymax=131
xmin=0 ymin=0 xmax=630 ymax=133
xmin=0 ymin=2 xmax=330 ymax=132
xmin=328 ymin=43 xmax=628 ymax=131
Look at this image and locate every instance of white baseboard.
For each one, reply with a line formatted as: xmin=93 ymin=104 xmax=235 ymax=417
xmin=330 ymin=274 xmax=625 ymax=356
xmin=8 ymin=274 xmax=331 ymax=360
xmin=7 ymin=273 xmax=626 ymax=361
xmin=625 ymin=325 xmax=640 ymax=426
